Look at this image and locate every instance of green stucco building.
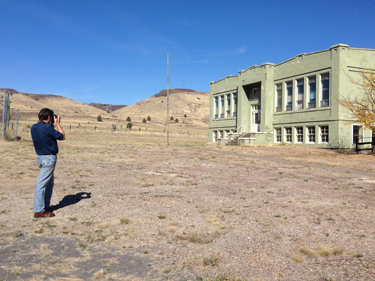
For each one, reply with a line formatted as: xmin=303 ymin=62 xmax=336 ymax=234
xmin=209 ymin=44 xmax=375 ymax=148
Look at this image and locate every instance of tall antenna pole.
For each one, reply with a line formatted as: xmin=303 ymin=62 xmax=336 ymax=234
xmin=2 ymin=90 xmax=6 ymax=140
xmin=167 ymin=53 xmax=170 ymax=146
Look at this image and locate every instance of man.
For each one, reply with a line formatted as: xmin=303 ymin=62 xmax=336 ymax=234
xmin=31 ymin=108 xmax=65 ymax=218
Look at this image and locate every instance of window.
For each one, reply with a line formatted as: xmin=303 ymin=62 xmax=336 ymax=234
xmin=353 ymin=125 xmax=363 ymax=144
xmin=214 ymin=97 xmax=219 ymax=119
xmin=220 ymin=96 xmax=224 ymax=118
xmin=321 ymin=126 xmax=329 ymax=143
xmin=213 ymin=131 xmax=218 ymax=142
xmin=233 ymin=93 xmax=237 ymax=117
xmin=296 ymin=79 xmax=304 ymax=110
xmin=296 ymin=127 xmax=303 ymax=143
xmin=308 ymin=126 xmax=315 ymax=143
xmin=275 ymin=84 xmax=282 ymax=112
xmin=308 ymin=76 xmax=316 ymax=108
xmin=285 ymin=128 xmax=292 ymax=143
xmin=321 ymin=73 xmax=329 ymax=107
xmin=226 ymin=94 xmax=231 ymax=117
xmin=275 ymin=128 xmax=281 ymax=143
xmin=286 ymin=81 xmax=293 ymax=111
xmin=253 ymin=88 xmax=259 ymax=99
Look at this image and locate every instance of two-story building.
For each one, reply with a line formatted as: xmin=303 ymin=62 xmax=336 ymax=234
xmin=209 ymin=44 xmax=375 ymax=148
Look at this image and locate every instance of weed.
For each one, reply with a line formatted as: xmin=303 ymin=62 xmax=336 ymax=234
xmin=291 ymin=254 xmax=305 ymax=263
xmin=94 ymin=268 xmax=110 ymax=279
xmin=120 ymin=217 xmax=130 ymax=224
xmin=203 ymin=255 xmax=220 ymax=266
xmin=300 ymin=246 xmax=315 ymax=257
xmin=158 ymin=215 xmax=166 ymax=219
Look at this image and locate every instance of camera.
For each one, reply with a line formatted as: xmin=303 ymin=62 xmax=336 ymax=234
xmin=50 ymin=114 xmax=58 ymax=125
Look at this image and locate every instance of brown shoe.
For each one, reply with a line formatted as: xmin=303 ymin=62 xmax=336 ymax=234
xmin=34 ymin=211 xmax=55 ymax=218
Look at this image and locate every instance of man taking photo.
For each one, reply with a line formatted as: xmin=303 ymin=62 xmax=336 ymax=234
xmin=31 ymin=108 xmax=65 ymax=218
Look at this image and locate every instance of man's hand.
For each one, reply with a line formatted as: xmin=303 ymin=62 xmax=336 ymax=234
xmin=54 ymin=115 xmax=66 ymax=140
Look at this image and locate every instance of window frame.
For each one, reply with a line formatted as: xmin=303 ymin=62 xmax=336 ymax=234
xmin=275 ymin=128 xmax=281 ymax=143
xmin=286 ymin=81 xmax=293 ymax=111
xmin=296 ymin=127 xmax=303 ymax=143
xmin=275 ymin=83 xmax=282 ymax=112
xmin=308 ymin=76 xmax=316 ymax=109
xmin=320 ymin=73 xmax=330 ymax=107
xmin=320 ymin=126 xmax=329 ymax=143
xmin=296 ymin=78 xmax=304 ymax=110
xmin=285 ymin=127 xmax=292 ymax=143
xmin=307 ymin=126 xmax=315 ymax=143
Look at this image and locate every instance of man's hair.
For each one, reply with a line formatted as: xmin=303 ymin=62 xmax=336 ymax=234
xmin=38 ymin=108 xmax=54 ymax=121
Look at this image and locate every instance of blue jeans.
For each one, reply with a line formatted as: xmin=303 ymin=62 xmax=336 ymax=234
xmin=34 ymin=155 xmax=57 ymax=213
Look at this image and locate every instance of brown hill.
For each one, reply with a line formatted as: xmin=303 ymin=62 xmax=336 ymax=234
xmin=113 ymin=89 xmax=210 ymax=128
xmin=2 ymin=88 xmax=210 ymax=132
xmin=1 ymin=89 xmax=108 ymax=123
xmin=88 ymin=103 xmax=127 ymax=112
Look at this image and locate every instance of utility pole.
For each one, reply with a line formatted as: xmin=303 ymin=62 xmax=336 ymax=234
xmin=1 ymin=90 xmax=7 ymax=140
xmin=167 ymin=53 xmax=170 ymax=146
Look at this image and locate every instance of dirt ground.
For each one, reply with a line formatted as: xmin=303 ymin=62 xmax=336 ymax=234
xmin=1 ymin=130 xmax=375 ymax=280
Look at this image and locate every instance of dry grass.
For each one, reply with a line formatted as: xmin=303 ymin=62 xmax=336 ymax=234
xmin=1 ymin=129 xmax=375 ymax=280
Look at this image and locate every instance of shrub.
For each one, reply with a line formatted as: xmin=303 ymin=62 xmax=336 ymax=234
xmin=126 ymin=123 xmax=133 ymax=129
xmin=142 ymin=118 xmax=147 ymax=123
xmin=170 ymin=116 xmax=174 ymax=120
xmin=175 ymin=118 xmax=179 ymax=123
xmin=97 ymin=115 xmax=102 ymax=122
xmin=147 ymin=116 xmax=151 ymax=121
xmin=126 ymin=116 xmax=131 ymax=122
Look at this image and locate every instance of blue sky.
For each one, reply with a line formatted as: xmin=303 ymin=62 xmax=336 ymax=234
xmin=1 ymin=0 xmax=374 ymax=105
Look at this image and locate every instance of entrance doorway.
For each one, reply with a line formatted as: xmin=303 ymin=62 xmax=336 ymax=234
xmin=251 ymin=105 xmax=260 ymax=132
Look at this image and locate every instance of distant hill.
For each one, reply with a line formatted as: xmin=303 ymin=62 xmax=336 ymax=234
xmin=88 ymin=103 xmax=127 ymax=112
xmin=1 ymin=88 xmax=210 ymax=129
xmin=114 ymin=89 xmax=209 ymax=127
xmin=154 ymin=88 xmax=197 ymax=97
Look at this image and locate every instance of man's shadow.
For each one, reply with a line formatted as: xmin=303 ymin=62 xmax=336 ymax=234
xmin=52 ymin=192 xmax=91 ymax=211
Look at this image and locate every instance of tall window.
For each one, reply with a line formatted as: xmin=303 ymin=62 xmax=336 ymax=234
xmin=321 ymin=126 xmax=329 ymax=143
xmin=296 ymin=127 xmax=303 ymax=143
xmin=226 ymin=94 xmax=231 ymax=117
xmin=275 ymin=84 xmax=282 ymax=112
xmin=308 ymin=126 xmax=315 ymax=143
xmin=285 ymin=128 xmax=292 ymax=143
xmin=233 ymin=93 xmax=237 ymax=117
xmin=296 ymin=79 xmax=304 ymax=110
xmin=214 ymin=97 xmax=218 ymax=119
xmin=353 ymin=125 xmax=362 ymax=144
xmin=220 ymin=96 xmax=224 ymax=118
xmin=253 ymin=88 xmax=259 ymax=99
xmin=308 ymin=76 xmax=316 ymax=108
xmin=286 ymin=81 xmax=293 ymax=111
xmin=275 ymin=128 xmax=281 ymax=143
xmin=321 ymin=73 xmax=330 ymax=107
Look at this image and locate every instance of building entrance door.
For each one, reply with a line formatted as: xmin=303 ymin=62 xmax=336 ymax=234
xmin=251 ymin=105 xmax=260 ymax=132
